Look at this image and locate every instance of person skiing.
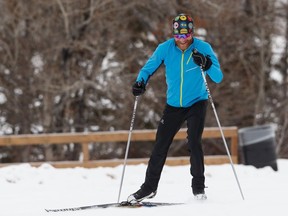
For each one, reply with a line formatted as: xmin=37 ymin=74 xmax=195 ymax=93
xmin=128 ymin=13 xmax=223 ymax=203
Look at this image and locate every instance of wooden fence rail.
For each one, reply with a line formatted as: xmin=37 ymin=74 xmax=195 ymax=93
xmin=0 ymin=126 xmax=238 ymax=168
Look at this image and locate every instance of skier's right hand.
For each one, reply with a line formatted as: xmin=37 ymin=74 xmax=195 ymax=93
xmin=132 ymin=78 xmax=146 ymax=96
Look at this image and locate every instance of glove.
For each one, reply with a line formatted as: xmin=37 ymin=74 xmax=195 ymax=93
xmin=132 ymin=78 xmax=146 ymax=96
xmin=192 ymin=49 xmax=212 ymax=71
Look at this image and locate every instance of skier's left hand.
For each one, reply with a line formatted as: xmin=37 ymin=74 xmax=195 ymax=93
xmin=192 ymin=49 xmax=212 ymax=71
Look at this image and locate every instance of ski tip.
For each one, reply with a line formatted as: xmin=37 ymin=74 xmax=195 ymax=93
xmin=45 ymin=209 xmax=53 ymax=213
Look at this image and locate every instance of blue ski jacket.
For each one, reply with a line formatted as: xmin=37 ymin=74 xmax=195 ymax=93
xmin=136 ymin=37 xmax=223 ymax=108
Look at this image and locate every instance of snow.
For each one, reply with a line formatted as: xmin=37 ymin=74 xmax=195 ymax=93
xmin=0 ymin=160 xmax=287 ymax=216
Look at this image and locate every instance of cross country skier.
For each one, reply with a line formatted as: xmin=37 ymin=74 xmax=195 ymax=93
xmin=128 ymin=13 xmax=223 ymax=203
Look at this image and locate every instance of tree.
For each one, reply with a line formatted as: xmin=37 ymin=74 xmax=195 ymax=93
xmin=0 ymin=0 xmax=287 ymax=163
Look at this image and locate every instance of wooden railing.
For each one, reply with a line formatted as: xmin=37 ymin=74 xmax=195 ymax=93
xmin=0 ymin=126 xmax=238 ymax=168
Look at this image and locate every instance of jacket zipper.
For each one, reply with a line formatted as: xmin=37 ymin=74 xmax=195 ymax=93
xmin=180 ymin=52 xmax=185 ymax=107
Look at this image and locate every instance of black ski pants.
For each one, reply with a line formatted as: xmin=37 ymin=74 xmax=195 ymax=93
xmin=142 ymin=100 xmax=208 ymax=192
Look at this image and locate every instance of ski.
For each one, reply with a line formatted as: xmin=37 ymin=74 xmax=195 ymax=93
xmin=45 ymin=201 xmax=183 ymax=212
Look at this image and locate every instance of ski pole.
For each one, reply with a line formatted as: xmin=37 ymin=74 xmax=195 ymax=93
xmin=194 ymin=50 xmax=245 ymax=200
xmin=117 ymin=96 xmax=139 ymax=203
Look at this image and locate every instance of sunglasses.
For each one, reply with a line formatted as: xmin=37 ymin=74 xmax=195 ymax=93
xmin=174 ymin=33 xmax=192 ymax=39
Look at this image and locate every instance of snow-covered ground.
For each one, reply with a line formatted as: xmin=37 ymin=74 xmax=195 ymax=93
xmin=0 ymin=159 xmax=287 ymax=216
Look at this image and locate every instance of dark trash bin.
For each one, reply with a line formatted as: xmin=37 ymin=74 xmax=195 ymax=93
xmin=239 ymin=125 xmax=278 ymax=171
